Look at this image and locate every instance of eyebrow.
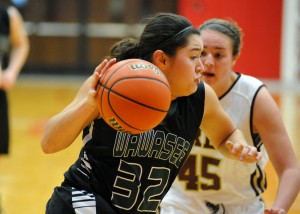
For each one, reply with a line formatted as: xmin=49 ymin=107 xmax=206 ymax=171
xmin=204 ymin=45 xmax=226 ymax=50
xmin=189 ymin=47 xmax=203 ymax=52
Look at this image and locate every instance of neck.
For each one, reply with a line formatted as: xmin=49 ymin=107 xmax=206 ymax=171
xmin=215 ymin=72 xmax=237 ymax=97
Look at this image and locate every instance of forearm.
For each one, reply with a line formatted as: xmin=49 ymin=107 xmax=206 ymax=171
xmin=272 ymin=167 xmax=300 ymax=211
xmin=7 ymin=42 xmax=29 ymax=76
xmin=217 ymin=129 xmax=245 ymax=159
xmin=6 ymin=5 xmax=29 ymax=76
xmin=41 ymin=98 xmax=98 ymax=154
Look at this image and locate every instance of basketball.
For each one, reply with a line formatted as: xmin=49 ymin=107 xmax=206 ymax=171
xmin=97 ymin=59 xmax=171 ymax=134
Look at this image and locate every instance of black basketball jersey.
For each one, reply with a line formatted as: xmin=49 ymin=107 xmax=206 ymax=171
xmin=0 ymin=4 xmax=10 ymax=155
xmin=0 ymin=4 xmax=10 ymax=68
xmin=63 ymin=81 xmax=205 ymax=213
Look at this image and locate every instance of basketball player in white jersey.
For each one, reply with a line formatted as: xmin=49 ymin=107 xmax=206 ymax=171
xmin=160 ymin=18 xmax=300 ymax=214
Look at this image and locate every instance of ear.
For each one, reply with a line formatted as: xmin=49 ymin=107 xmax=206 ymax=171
xmin=232 ymin=54 xmax=240 ymax=67
xmin=152 ymin=50 xmax=168 ymax=70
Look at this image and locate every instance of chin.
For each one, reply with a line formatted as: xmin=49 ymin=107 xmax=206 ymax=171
xmin=189 ymin=85 xmax=198 ymax=95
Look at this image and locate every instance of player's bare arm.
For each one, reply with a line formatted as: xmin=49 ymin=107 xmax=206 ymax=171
xmin=40 ymin=59 xmax=116 ymax=153
xmin=254 ymin=87 xmax=300 ymax=212
xmin=201 ymin=83 xmax=262 ymax=162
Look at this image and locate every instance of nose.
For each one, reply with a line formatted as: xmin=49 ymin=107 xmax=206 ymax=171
xmin=196 ymin=60 xmax=204 ymax=74
xmin=203 ymin=53 xmax=214 ymax=67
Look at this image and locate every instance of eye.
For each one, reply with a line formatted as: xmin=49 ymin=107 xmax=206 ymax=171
xmin=200 ymin=51 xmax=207 ymax=58
xmin=215 ymin=53 xmax=224 ymax=59
xmin=191 ymin=54 xmax=201 ymax=60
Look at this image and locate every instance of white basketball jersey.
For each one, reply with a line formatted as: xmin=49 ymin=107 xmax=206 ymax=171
xmin=161 ymin=74 xmax=269 ymax=212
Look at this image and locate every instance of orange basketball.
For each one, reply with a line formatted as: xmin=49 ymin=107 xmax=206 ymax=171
xmin=97 ymin=59 xmax=171 ymax=134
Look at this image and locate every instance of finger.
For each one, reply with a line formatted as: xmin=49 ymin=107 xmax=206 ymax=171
xmin=279 ymin=208 xmax=286 ymax=214
xmin=226 ymin=142 xmax=245 ymax=161
xmin=247 ymin=146 xmax=257 ymax=156
xmin=239 ymin=144 xmax=248 ymax=160
xmin=225 ymin=141 xmax=233 ymax=151
xmin=99 ymin=58 xmax=117 ymax=79
xmin=94 ymin=59 xmax=108 ymax=75
xmin=232 ymin=142 xmax=244 ymax=156
xmin=246 ymin=146 xmax=262 ymax=161
xmin=240 ymin=145 xmax=258 ymax=161
xmin=89 ymin=60 xmax=108 ymax=95
xmin=225 ymin=141 xmax=243 ymax=154
xmin=225 ymin=141 xmax=244 ymax=157
xmin=226 ymin=142 xmax=261 ymax=162
xmin=93 ymin=58 xmax=117 ymax=97
xmin=255 ymin=150 xmax=262 ymax=161
xmin=92 ymin=59 xmax=115 ymax=89
xmin=267 ymin=208 xmax=286 ymax=214
xmin=237 ymin=145 xmax=255 ymax=162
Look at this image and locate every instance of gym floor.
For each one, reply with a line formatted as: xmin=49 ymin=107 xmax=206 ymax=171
xmin=0 ymin=76 xmax=299 ymax=214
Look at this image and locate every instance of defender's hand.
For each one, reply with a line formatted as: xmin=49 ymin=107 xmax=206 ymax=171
xmin=225 ymin=141 xmax=262 ymax=163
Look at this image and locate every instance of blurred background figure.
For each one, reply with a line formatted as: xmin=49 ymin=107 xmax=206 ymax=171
xmin=0 ymin=3 xmax=29 ymax=213
xmin=0 ymin=3 xmax=29 ymax=155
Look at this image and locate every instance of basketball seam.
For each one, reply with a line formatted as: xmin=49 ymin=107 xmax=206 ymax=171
xmin=99 ymin=77 xmax=169 ymax=112
xmin=98 ymin=59 xmax=142 ymax=120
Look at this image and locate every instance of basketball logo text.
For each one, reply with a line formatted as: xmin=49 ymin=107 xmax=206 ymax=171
xmin=130 ymin=63 xmax=165 ymax=78
xmin=108 ymin=117 xmax=131 ymax=133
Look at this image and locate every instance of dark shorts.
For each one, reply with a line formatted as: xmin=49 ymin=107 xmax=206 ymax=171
xmin=0 ymin=89 xmax=9 ymax=154
xmin=46 ymin=183 xmax=117 ymax=214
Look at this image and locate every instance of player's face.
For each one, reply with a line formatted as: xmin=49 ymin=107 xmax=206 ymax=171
xmin=200 ymin=29 xmax=237 ymax=96
xmin=165 ymin=34 xmax=203 ymax=99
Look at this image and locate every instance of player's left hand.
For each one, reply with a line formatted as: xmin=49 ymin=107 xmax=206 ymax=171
xmin=225 ymin=141 xmax=262 ymax=163
xmin=264 ymin=208 xmax=286 ymax=214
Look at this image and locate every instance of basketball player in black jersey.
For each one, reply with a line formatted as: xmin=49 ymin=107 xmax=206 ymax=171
xmin=41 ymin=13 xmax=262 ymax=214
xmin=0 ymin=4 xmax=29 ymax=155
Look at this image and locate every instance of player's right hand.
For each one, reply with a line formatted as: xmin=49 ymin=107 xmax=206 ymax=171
xmin=225 ymin=141 xmax=262 ymax=163
xmin=88 ymin=58 xmax=116 ymax=107
xmin=264 ymin=207 xmax=286 ymax=214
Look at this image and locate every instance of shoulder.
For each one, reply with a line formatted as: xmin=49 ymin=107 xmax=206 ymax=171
xmin=7 ymin=6 xmax=23 ymax=22
xmin=231 ymin=74 xmax=265 ymax=98
xmin=202 ymin=82 xmax=222 ymax=114
xmin=7 ymin=5 xmax=19 ymax=15
xmin=238 ymin=74 xmax=264 ymax=87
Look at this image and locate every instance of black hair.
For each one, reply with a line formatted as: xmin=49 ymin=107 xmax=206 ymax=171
xmin=110 ymin=13 xmax=200 ymax=62
xmin=199 ymin=18 xmax=243 ymax=57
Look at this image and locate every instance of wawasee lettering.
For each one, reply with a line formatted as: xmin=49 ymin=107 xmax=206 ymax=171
xmin=113 ymin=130 xmax=190 ymax=168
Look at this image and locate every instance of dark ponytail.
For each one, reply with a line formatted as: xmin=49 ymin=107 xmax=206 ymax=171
xmin=110 ymin=38 xmax=139 ymax=62
xmin=109 ymin=12 xmax=200 ymax=63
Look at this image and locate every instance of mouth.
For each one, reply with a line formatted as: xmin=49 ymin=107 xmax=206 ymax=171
xmin=201 ymin=72 xmax=215 ymax=77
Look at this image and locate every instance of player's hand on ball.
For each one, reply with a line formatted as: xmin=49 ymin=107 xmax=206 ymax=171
xmin=88 ymin=58 xmax=116 ymax=107
xmin=225 ymin=141 xmax=262 ymax=163
xmin=264 ymin=208 xmax=286 ymax=214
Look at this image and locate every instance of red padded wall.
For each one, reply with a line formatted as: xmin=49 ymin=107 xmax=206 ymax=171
xmin=178 ymin=0 xmax=282 ymax=79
